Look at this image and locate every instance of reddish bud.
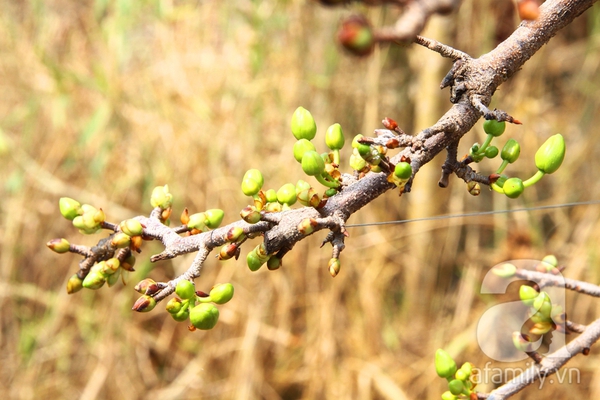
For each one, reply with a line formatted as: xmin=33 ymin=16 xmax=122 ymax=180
xmin=338 ymin=15 xmax=375 ymax=57
xmin=382 ymin=117 xmax=398 ymax=131
xmin=132 ymin=295 xmax=157 ymax=312
xmin=518 ymin=0 xmax=540 ymax=21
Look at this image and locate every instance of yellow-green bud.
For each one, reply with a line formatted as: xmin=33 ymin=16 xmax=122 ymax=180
xmin=47 ymin=238 xmax=70 ymax=254
xmin=66 ymin=273 xmax=84 ymax=294
xmin=150 ymin=185 xmax=173 ymax=209
xmin=535 ymin=134 xmax=565 ymax=174
xmin=190 ymin=303 xmax=219 ymax=330
xmin=111 ymin=232 xmax=131 ymax=248
xmin=291 ymin=107 xmax=317 ymax=141
xmin=82 ymin=270 xmax=106 ymax=290
xmin=325 ymin=123 xmax=345 ymax=151
xmin=435 ymin=349 xmax=457 ymax=379
xmin=204 ymin=209 xmax=224 ymax=229
xmin=59 ymin=197 xmax=82 ymax=221
xmin=187 ymin=213 xmax=208 ymax=232
xmin=119 ymin=219 xmax=144 ymax=237
xmin=209 ymin=283 xmax=234 ymax=304
xmin=176 ymin=280 xmax=196 ymax=300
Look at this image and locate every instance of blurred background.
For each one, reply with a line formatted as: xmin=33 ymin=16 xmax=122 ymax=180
xmin=1 ymin=0 xmax=600 ymax=399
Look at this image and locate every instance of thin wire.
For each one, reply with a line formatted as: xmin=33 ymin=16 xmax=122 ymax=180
xmin=346 ymin=199 xmax=600 ymax=228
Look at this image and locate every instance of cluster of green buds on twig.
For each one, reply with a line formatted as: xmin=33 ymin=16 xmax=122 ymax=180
xmin=133 ymin=280 xmax=234 ymax=331
xmin=512 ymin=256 xmax=565 ymax=355
xmin=435 ymin=349 xmax=478 ymax=400
xmin=467 ymin=120 xmax=566 ymax=198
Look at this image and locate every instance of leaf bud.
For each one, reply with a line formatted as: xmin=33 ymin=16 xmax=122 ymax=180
xmin=218 ymin=243 xmax=240 ymax=260
xmin=59 ymin=197 xmax=82 ymax=221
xmin=209 ymin=283 xmax=234 ymax=304
xmin=328 ymin=258 xmax=341 ymax=277
xmin=47 ymin=238 xmax=71 ymax=254
xmin=132 ymin=295 xmax=157 ymax=312
xmin=134 ymin=278 xmax=158 ymax=294
xmin=101 ymin=258 xmax=120 ymax=275
xmin=190 ymin=303 xmax=220 ymax=330
xmin=66 ymin=273 xmax=84 ymax=294
xmin=82 ymin=270 xmax=106 ymax=290
xmin=290 ymin=107 xmax=317 ymax=141
xmin=535 ymin=134 xmax=565 ymax=174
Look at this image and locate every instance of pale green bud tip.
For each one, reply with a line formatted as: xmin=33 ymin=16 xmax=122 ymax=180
xmin=209 ymin=283 xmax=234 ymax=304
xmin=301 ymin=150 xmax=325 ymax=176
xmin=241 ymin=169 xmax=264 ymax=196
xmin=150 ymin=185 xmax=173 ymax=209
xmin=190 ymin=303 xmax=220 ymax=330
xmin=291 ymin=107 xmax=317 ymax=141
xmin=59 ymin=197 xmax=82 ymax=220
xmin=47 ymin=238 xmax=70 ymax=254
xmin=535 ymin=134 xmax=565 ymax=174
xmin=435 ymin=349 xmax=457 ymax=379
xmin=66 ymin=274 xmax=84 ymax=294
xmin=492 ymin=263 xmax=516 ymax=277
xmin=132 ymin=295 xmax=157 ymax=312
xmin=175 ymin=280 xmax=196 ymax=300
xmin=119 ymin=219 xmax=143 ymax=237
xmin=325 ymin=123 xmax=345 ymax=150
xmin=204 ymin=209 xmax=225 ymax=229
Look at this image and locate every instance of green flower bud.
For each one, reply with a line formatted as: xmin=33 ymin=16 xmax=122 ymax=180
xmin=435 ymin=349 xmax=457 ymax=379
xmin=483 ymin=119 xmax=506 ymax=137
xmin=324 ymin=188 xmax=337 ymax=198
xmin=459 ymin=362 xmax=473 ymax=377
xmin=176 ymin=280 xmax=196 ymax=300
xmin=66 ymin=273 xmax=84 ymax=294
xmin=209 ymin=283 xmax=234 ymax=304
xmin=119 ymin=219 xmax=143 ymax=237
xmin=394 ymin=162 xmax=412 ymax=180
xmin=82 ymin=270 xmax=106 ymax=290
xmin=530 ymin=310 xmax=552 ymax=324
xmin=541 ymin=254 xmax=558 ymax=269
xmin=293 ymin=139 xmax=317 ymax=163
xmin=240 ymin=206 xmax=261 ymax=224
xmin=325 ymin=123 xmax=345 ymax=151
xmin=187 ymin=213 xmax=208 ymax=232
xmin=150 ymin=185 xmax=173 ymax=209
xmin=111 ymin=232 xmax=131 ymax=248
xmin=519 ymin=285 xmax=539 ymax=307
xmin=501 ymin=139 xmax=521 ymax=164
xmin=190 ymin=303 xmax=220 ymax=330
xmin=267 ymin=256 xmax=282 ymax=270
xmin=59 ymin=197 xmax=82 ymax=221
xmin=485 ymin=145 xmax=499 ymax=158
xmin=532 ymin=292 xmax=552 ymax=317
xmin=455 ymin=369 xmax=468 ymax=382
xmin=265 ymin=189 xmax=278 ymax=203
xmin=132 ymin=295 xmax=157 ymax=312
xmin=535 ymin=133 xmax=565 ymax=174
xmin=503 ymin=177 xmax=524 ymax=199
xmin=338 ymin=15 xmax=374 ymax=57
xmin=204 ymin=209 xmax=224 ymax=229
xmin=291 ymin=107 xmax=317 ymax=141
xmin=166 ymin=297 xmax=183 ymax=314
xmin=247 ymin=249 xmax=269 ymax=271
xmin=351 ymin=134 xmax=364 ymax=148
xmin=172 ymin=307 xmax=190 ymax=322
xmin=277 ymin=183 xmax=297 ymax=206
xmin=244 ymin=168 xmax=264 ymax=188
xmin=218 ymin=243 xmax=240 ymax=260
xmin=241 ymin=177 xmax=262 ymax=196
xmin=448 ymin=379 xmax=465 ymax=396
xmin=301 ymin=150 xmax=326 ymax=176
xmin=492 ymin=262 xmax=517 ymax=277
xmin=47 ymin=238 xmax=70 ymax=254
xmin=356 ymin=143 xmax=371 ymax=158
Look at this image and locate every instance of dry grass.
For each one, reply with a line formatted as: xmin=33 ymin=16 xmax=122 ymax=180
xmin=1 ymin=1 xmax=600 ymax=399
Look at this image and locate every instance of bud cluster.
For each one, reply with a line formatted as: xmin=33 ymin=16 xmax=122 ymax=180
xmin=435 ymin=349 xmax=478 ymax=399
